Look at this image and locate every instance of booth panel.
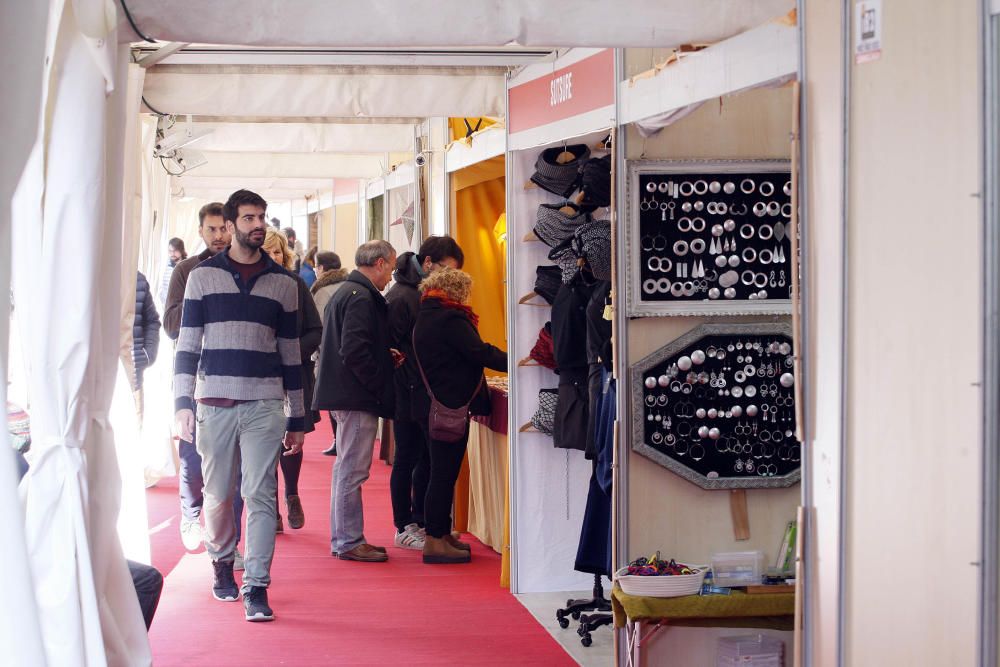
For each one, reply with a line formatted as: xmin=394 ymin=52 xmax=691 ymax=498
xmin=319 ymin=206 xmax=334 ymax=251
xmin=334 ymin=202 xmax=359 ymax=270
xmin=624 ymin=87 xmax=796 ymax=568
xmin=508 ymin=134 xmax=609 ymax=593
xmin=841 ymin=1 xmax=981 ymax=663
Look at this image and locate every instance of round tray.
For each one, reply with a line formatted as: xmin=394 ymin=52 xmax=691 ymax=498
xmin=615 ymin=565 xmax=707 ymax=598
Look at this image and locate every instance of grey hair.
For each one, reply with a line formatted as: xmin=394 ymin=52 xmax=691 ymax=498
xmin=355 ymin=240 xmax=396 ymax=267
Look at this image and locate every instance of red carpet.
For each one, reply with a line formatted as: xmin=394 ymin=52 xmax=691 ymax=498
xmin=147 ymin=419 xmax=575 ymax=666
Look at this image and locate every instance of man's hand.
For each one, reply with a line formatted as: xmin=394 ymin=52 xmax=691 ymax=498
xmin=175 ymin=408 xmax=195 ymax=442
xmin=283 ymin=431 xmax=305 ymax=456
xmin=390 ymin=348 xmax=406 ymax=369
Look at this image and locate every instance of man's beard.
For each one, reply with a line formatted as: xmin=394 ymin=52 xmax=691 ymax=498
xmin=235 ymin=227 xmax=265 ymax=250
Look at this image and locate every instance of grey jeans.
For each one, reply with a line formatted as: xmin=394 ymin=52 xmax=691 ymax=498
xmin=196 ymin=400 xmax=285 ymax=590
xmin=329 ymin=410 xmax=379 ymax=554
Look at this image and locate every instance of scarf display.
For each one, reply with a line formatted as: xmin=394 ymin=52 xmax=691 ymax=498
xmin=579 ymin=155 xmax=612 ymax=208
xmin=422 ymin=289 xmax=480 ymax=328
xmin=530 ymin=144 xmax=591 ymax=198
xmin=534 ymin=265 xmax=563 ymax=305
xmin=572 ymin=219 xmax=612 ymax=281
xmin=534 ymin=202 xmax=590 ymax=248
xmin=529 ymin=323 xmax=558 ymax=370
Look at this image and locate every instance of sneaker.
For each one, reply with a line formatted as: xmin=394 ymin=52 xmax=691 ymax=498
xmin=180 ymin=519 xmax=203 ymax=551
xmin=394 ymin=523 xmax=426 ymax=550
xmin=243 ymin=586 xmax=274 ymax=622
xmin=234 ymin=548 xmax=245 ymax=572
xmin=212 ymin=560 xmax=239 ymax=601
xmin=286 ymin=495 xmax=305 ymax=529
xmin=275 ymin=514 xmax=284 ymax=534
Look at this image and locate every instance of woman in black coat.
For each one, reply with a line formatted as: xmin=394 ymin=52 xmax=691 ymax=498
xmin=264 ymin=229 xmax=322 ymax=531
xmin=412 ymin=268 xmax=507 ymax=564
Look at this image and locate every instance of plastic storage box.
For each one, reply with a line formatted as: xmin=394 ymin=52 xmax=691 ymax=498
xmin=717 ymin=634 xmax=784 ymax=666
xmin=711 ymin=551 xmax=765 ymax=587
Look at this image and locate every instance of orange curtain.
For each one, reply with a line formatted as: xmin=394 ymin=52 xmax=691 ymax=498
xmin=453 ymin=174 xmax=507 ymax=360
xmin=449 ymin=117 xmax=501 ymax=142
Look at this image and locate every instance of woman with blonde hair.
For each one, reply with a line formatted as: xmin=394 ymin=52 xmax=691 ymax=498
xmin=412 ymin=268 xmax=507 ymax=564
xmin=261 ymin=228 xmax=323 ymax=530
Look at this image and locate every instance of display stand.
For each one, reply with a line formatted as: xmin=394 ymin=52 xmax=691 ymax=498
xmin=506 ymin=48 xmax=617 ymax=650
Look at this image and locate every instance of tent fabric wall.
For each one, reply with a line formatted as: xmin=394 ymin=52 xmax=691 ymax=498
xmin=452 ymin=174 xmax=508 ymax=355
xmin=9 ymin=2 xmax=151 ymax=664
xmin=0 ymin=0 xmax=50 ymax=664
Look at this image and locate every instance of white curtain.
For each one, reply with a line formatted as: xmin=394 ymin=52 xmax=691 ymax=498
xmin=0 ymin=0 xmax=51 ymax=663
xmin=10 ymin=0 xmax=151 ymax=664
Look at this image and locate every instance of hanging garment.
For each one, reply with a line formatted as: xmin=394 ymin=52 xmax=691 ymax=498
xmin=533 ymin=202 xmax=590 ymax=248
xmin=585 ymin=281 xmax=612 ymax=460
xmin=573 ymin=219 xmax=612 ymax=282
xmin=553 ymin=372 xmax=589 ymax=451
xmin=551 ymin=276 xmax=597 ymax=374
xmin=529 ymin=323 xmax=558 ymax=370
xmin=530 ymin=389 xmax=558 ymax=435
xmin=533 ymin=265 xmax=563 ymax=305
xmin=579 ymin=155 xmax=612 ymax=209
xmin=575 ymin=368 xmax=616 ymax=577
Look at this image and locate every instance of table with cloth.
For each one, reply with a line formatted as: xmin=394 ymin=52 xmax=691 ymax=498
xmin=612 ymin=583 xmax=795 ymax=666
xmin=453 ymin=382 xmax=510 ymax=587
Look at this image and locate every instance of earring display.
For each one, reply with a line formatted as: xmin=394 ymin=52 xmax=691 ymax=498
xmin=627 ymin=160 xmax=794 ymax=317
xmin=629 ymin=322 xmax=800 ymax=489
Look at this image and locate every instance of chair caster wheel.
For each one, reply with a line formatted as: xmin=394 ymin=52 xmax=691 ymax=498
xmin=571 ymin=611 xmax=581 ymax=620
xmin=581 ymin=634 xmax=593 ymax=647
xmin=558 ymin=617 xmax=569 ymax=629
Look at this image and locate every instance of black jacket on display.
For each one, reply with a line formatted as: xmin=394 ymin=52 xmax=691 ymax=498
xmin=312 ymin=271 xmax=395 ymax=418
xmin=386 ymin=252 xmax=426 ymax=422
xmin=132 ymin=271 xmax=161 ymax=389
xmin=412 ymin=299 xmax=507 ymax=421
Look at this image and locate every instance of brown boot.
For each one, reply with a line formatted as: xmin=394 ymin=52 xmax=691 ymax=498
xmin=422 ymin=535 xmax=471 ymax=564
xmin=286 ymin=495 xmax=305 ymax=529
xmin=445 ymin=533 xmax=471 ymax=552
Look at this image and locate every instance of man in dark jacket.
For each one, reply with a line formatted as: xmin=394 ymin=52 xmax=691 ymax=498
xmin=132 ymin=271 xmax=161 ymax=392
xmin=313 ymin=240 xmax=397 ymax=562
xmin=384 ymin=236 xmax=464 ymax=550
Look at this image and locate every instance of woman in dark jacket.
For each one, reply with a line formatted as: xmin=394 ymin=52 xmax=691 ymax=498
xmin=412 ymin=268 xmax=507 ymax=564
xmin=264 ymin=229 xmax=322 ymax=530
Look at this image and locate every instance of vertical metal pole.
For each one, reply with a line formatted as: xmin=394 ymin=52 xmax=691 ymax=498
xmin=980 ymin=3 xmax=999 ymax=666
xmin=503 ymin=70 xmax=520 ymax=594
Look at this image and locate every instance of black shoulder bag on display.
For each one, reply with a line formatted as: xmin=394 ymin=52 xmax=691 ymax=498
xmin=413 ymin=325 xmax=483 ymax=442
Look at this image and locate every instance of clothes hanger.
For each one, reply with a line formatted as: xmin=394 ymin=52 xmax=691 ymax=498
xmin=519 ymin=422 xmax=541 ymax=433
xmin=522 ymin=230 xmax=541 ymax=242
xmin=517 ymin=291 xmax=549 ymax=306
xmin=555 ymin=141 xmax=575 ymax=164
xmin=517 ymin=356 xmax=543 ymax=367
xmin=558 ymin=191 xmax=586 ymax=216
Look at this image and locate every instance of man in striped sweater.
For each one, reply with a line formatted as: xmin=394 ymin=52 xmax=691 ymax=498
xmin=174 ymin=189 xmax=305 ymax=623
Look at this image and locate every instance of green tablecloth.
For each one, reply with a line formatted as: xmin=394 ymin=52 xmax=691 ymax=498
xmin=611 ymin=584 xmax=795 ymax=631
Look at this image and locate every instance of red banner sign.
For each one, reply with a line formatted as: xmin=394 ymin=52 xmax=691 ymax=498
xmin=508 ymin=49 xmax=615 ymax=135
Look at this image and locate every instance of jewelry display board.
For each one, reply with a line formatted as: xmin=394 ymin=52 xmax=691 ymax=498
xmin=626 ymin=160 xmax=793 ymax=317
xmin=630 ymin=323 xmax=800 ymax=490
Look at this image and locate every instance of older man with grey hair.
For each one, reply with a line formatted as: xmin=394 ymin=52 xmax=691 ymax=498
xmin=313 ymin=240 xmax=400 ymax=562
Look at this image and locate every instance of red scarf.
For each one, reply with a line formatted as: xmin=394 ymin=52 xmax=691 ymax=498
xmin=422 ymin=288 xmax=480 ymax=328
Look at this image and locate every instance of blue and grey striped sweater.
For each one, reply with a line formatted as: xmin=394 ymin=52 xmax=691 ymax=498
xmin=173 ymin=251 xmax=305 ymax=432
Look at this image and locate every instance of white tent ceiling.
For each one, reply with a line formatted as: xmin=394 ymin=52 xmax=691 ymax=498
xmin=187 ymin=122 xmax=416 ymax=153
xmin=171 ymin=175 xmax=340 ymax=202
xmin=142 ymin=65 xmax=505 ymax=118
xmin=118 ymin=0 xmax=795 ymax=48
xmin=180 ymin=152 xmax=387 ymax=179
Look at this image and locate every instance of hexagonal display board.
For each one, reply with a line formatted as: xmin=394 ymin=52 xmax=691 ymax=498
xmin=630 ymin=323 xmax=801 ymax=489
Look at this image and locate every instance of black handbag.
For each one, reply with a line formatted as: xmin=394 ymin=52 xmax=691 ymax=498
xmin=413 ymin=326 xmax=483 ymax=443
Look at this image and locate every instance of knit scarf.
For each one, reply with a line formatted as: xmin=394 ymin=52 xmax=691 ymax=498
xmin=422 ymin=289 xmax=479 ymax=328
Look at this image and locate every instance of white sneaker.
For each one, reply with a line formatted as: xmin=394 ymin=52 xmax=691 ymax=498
xmin=180 ymin=519 xmax=204 ymax=551
xmin=394 ymin=523 xmax=426 ymax=550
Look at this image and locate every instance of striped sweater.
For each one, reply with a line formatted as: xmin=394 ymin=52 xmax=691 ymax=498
xmin=173 ymin=251 xmax=305 ymax=432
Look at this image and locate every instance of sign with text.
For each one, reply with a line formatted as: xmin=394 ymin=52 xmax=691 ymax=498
xmin=508 ymin=49 xmax=615 ymax=135
xmin=855 ymin=0 xmax=883 ymax=64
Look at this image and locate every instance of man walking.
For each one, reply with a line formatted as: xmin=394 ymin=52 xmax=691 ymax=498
xmin=174 ymin=189 xmax=305 ymax=622
xmin=164 ymin=203 xmax=244 ymax=560
xmin=313 ymin=240 xmax=397 ymax=563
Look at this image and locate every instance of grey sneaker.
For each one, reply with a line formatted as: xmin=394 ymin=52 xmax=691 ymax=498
xmin=394 ymin=523 xmax=425 ymax=550
xmin=212 ymin=560 xmax=239 ymax=601
xmin=244 ymin=586 xmax=274 ymax=622
xmin=233 ymin=548 xmax=245 ymax=572
xmin=180 ymin=519 xmax=203 ymax=551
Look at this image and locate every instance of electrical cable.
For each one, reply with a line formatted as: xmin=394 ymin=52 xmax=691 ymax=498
xmin=141 ymin=95 xmax=168 ymax=116
xmin=118 ymin=0 xmax=156 ymax=43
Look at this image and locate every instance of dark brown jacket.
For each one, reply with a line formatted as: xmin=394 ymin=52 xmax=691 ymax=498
xmin=163 ymin=247 xmax=213 ymax=340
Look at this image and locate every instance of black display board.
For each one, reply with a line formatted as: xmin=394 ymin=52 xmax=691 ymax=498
xmin=630 ymin=323 xmax=801 ymax=489
xmin=626 ymin=160 xmax=794 ymax=317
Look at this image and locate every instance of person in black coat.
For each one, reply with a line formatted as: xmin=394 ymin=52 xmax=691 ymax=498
xmin=412 ymin=268 xmax=507 ymax=564
xmin=132 ymin=271 xmax=161 ymax=391
xmin=313 ymin=240 xmax=398 ymax=562
xmin=385 ymin=236 xmax=464 ymax=550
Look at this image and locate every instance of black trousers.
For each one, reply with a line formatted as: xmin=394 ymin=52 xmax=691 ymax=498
xmin=277 ymin=450 xmax=303 ymax=497
xmin=128 ymin=560 xmax=163 ymax=630
xmin=389 ymin=419 xmax=430 ymax=531
xmin=423 ymin=424 xmax=470 ymax=539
